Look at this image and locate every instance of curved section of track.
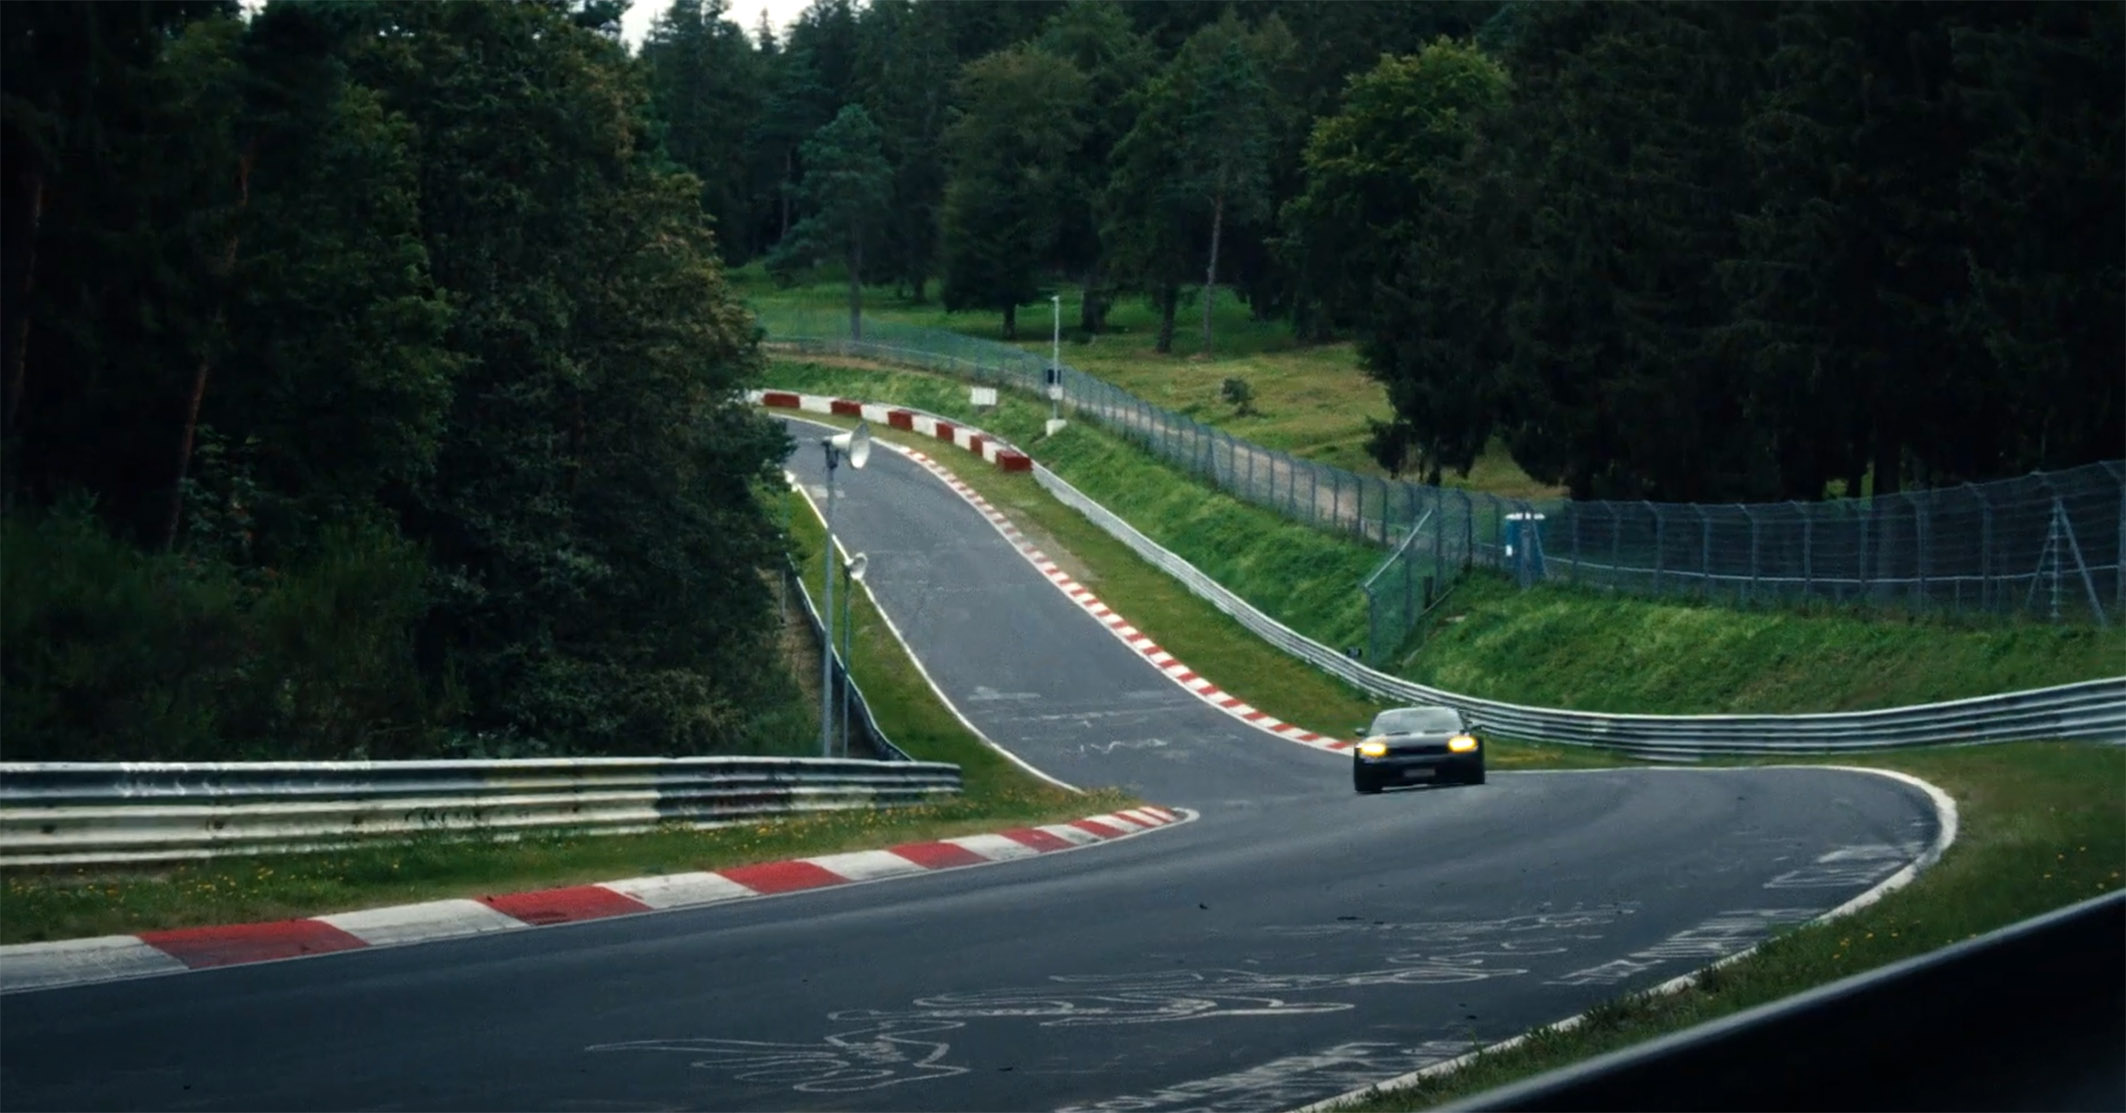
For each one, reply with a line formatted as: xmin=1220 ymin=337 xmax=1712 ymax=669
xmin=0 ymin=420 xmax=1946 ymax=1113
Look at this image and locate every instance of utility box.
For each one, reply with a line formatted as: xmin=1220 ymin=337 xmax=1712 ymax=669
xmin=1503 ymin=512 xmax=1547 ymax=584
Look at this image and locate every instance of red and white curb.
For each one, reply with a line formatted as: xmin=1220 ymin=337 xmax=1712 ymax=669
xmin=754 ymin=389 xmax=1033 ymax=471
xmin=763 ymin=389 xmax=1359 ymax=759
xmin=0 ymin=805 xmax=1192 ymax=994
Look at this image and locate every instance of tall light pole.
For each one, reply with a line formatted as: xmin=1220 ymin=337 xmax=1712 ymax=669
xmin=839 ymin=551 xmax=868 ymax=756
xmin=819 ymin=422 xmax=870 ymax=757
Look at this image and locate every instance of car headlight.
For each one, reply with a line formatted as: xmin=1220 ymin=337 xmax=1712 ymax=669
xmin=1357 ymin=739 xmax=1389 ymax=758
xmin=1447 ymin=734 xmax=1479 ymax=753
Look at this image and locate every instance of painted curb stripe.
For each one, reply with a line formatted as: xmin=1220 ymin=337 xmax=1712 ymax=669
xmin=1000 ymin=826 xmax=1079 ymax=853
xmin=597 ymin=872 xmax=757 ymax=911
xmin=1 ymin=803 xmax=1193 ymax=994
xmin=482 ymin=885 xmax=651 ymax=927
xmin=139 ymin=919 xmax=369 ymax=969
xmin=718 ymin=860 xmax=847 ymax=895
xmin=319 ymin=899 xmax=526 ymax=947
xmin=946 ymin=833 xmax=1043 ymax=862
xmin=887 ymin=840 xmax=992 ymax=869
xmin=0 ymin=936 xmax=189 ymax=992
xmin=806 ymin=849 xmax=929 ymax=883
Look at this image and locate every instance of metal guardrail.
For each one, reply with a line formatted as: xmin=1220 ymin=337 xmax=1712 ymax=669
xmin=0 ymin=756 xmax=962 ymax=867
xmin=1031 ymin=465 xmax=2126 ymax=755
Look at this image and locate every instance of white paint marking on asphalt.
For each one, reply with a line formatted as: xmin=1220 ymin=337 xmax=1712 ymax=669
xmin=319 ymin=898 xmax=527 ymax=946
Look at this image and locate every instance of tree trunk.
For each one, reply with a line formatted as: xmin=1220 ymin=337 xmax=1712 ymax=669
xmin=1002 ymin=302 xmax=1017 ymax=340
xmin=161 ymin=142 xmax=257 ymax=550
xmin=1155 ymin=283 xmax=1178 ymax=354
xmin=847 ymin=235 xmax=863 ymax=342
xmin=1079 ymin=266 xmax=1103 ymax=333
xmin=1201 ymin=191 xmax=1225 ymax=354
xmin=2 ymin=168 xmax=43 ymax=437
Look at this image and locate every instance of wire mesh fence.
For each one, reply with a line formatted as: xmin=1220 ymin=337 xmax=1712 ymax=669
xmin=757 ymin=308 xmax=2123 ymax=664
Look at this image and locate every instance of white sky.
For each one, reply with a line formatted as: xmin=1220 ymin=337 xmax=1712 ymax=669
xmin=622 ymin=0 xmax=818 ymax=51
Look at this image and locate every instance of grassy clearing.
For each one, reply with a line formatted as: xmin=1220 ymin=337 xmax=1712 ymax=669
xmin=1338 ymin=742 xmax=2126 ymax=1110
xmin=737 ymin=266 xmax=1559 ymax=497
xmin=768 ymin=358 xmax=2126 ymax=712
xmin=0 ymin=490 xmax=1132 ymax=945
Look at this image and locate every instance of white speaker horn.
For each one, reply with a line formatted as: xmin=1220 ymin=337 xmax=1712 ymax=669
xmin=829 ymin=421 xmax=872 ymax=469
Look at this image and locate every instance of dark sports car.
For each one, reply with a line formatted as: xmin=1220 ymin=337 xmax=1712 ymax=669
xmin=1352 ymin=706 xmax=1485 ymax=794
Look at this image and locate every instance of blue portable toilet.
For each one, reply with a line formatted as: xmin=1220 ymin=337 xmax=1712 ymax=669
xmin=1503 ymin=512 xmax=1547 ymax=585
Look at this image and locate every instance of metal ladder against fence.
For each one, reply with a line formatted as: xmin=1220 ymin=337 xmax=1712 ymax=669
xmin=756 ymin=308 xmax=2124 ymax=646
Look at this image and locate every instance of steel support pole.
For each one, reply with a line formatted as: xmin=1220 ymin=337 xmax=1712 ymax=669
xmin=819 ymin=454 xmax=838 ymax=758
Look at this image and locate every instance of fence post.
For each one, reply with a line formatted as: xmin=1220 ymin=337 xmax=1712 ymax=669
xmin=1308 ymin=463 xmax=1320 ymax=529
xmin=1460 ymin=489 xmax=1474 ymax=570
xmin=1609 ymin=504 xmax=1622 ymax=592
xmin=1569 ymin=506 xmax=1581 ymax=584
xmin=1914 ymin=490 xmax=1929 ymax=612
xmin=1743 ymin=504 xmax=1759 ymax=605
xmin=1858 ymin=499 xmax=1871 ymax=603
xmin=1799 ymin=502 xmax=1812 ymax=603
xmin=1403 ymin=524 xmax=1415 ymax=638
xmin=2113 ymin=463 xmax=2124 ymax=616
xmin=1651 ymin=502 xmax=1665 ymax=595
xmin=1698 ymin=506 xmax=1713 ymax=599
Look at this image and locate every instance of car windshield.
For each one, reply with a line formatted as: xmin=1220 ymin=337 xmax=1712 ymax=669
xmin=1371 ymin=707 xmax=1465 ymax=735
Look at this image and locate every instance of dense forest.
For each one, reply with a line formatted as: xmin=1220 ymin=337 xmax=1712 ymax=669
xmin=2 ymin=0 xmax=2119 ymax=760
xmin=2 ymin=0 xmax=795 ymax=760
xmin=642 ymin=0 xmax=2121 ymax=500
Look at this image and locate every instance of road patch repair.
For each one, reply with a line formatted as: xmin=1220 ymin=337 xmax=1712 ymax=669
xmin=0 ymin=805 xmax=1193 ymax=995
xmin=759 ymin=391 xmax=1360 ymax=758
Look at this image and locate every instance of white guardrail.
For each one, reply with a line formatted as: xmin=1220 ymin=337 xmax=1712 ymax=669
xmin=0 ymin=757 xmax=962 ymax=867
xmin=1031 ymin=465 xmax=2126 ymax=756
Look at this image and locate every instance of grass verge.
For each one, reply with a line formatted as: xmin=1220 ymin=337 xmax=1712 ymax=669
xmin=1335 ymin=742 xmax=2125 ymax=1110
xmin=0 ymin=491 xmax=1133 ymax=946
xmin=767 ymin=357 xmax=2126 ymax=712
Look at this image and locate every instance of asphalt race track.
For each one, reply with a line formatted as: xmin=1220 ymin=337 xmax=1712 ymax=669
xmin=0 ymin=417 xmax=1943 ymax=1113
